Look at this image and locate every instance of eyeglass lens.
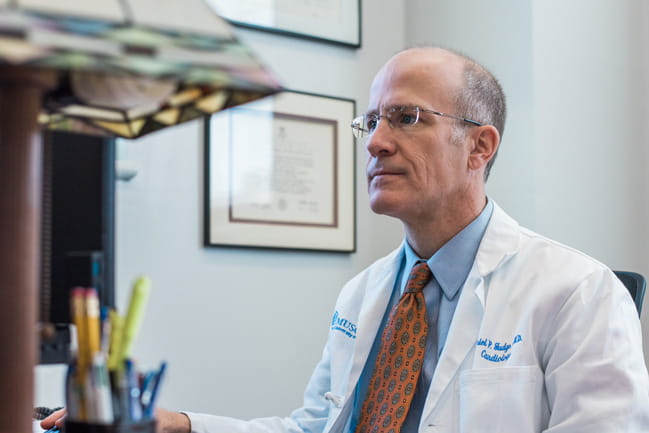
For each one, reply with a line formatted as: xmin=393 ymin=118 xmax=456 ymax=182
xmin=351 ymin=107 xmax=421 ymax=138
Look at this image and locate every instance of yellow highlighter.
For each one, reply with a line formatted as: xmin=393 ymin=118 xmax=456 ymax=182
xmin=114 ymin=276 xmax=151 ymax=370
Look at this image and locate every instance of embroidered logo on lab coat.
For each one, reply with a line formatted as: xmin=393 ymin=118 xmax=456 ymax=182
xmin=476 ymin=334 xmax=523 ymax=362
xmin=331 ymin=310 xmax=357 ymax=339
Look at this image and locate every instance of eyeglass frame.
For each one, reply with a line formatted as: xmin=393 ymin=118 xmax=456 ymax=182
xmin=350 ymin=105 xmax=484 ymax=138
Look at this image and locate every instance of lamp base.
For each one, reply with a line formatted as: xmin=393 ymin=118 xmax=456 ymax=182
xmin=0 ymin=66 xmax=55 ymax=433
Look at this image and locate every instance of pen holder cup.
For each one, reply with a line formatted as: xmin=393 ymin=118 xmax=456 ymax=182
xmin=64 ymin=420 xmax=156 ymax=433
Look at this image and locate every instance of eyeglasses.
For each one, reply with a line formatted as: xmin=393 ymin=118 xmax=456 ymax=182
xmin=350 ymin=106 xmax=483 ymax=138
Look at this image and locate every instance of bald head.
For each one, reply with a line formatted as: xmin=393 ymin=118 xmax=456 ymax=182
xmin=374 ymin=47 xmax=466 ymax=92
xmin=370 ymin=48 xmax=466 ymax=117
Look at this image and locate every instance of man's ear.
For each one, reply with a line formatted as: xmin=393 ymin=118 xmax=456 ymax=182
xmin=467 ymin=125 xmax=499 ymax=171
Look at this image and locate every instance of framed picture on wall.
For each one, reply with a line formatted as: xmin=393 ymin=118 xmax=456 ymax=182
xmin=205 ymin=0 xmax=361 ymax=48
xmin=204 ymin=90 xmax=356 ymax=252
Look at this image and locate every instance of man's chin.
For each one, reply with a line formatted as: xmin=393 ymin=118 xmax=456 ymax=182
xmin=369 ymin=197 xmax=401 ymax=218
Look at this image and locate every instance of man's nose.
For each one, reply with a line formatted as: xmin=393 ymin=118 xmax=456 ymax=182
xmin=366 ymin=119 xmax=396 ymax=157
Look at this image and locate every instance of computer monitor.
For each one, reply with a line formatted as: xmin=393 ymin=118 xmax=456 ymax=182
xmin=39 ymin=130 xmax=116 ymax=364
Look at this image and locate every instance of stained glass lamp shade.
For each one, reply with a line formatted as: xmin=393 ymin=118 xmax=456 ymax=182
xmin=0 ymin=2 xmax=281 ymax=432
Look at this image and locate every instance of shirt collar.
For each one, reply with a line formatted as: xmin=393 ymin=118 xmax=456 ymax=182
xmin=402 ymin=199 xmax=494 ymax=300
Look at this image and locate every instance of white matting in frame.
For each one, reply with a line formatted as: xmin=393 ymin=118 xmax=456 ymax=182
xmin=205 ymin=91 xmax=356 ymax=252
xmin=205 ymin=0 xmax=361 ymax=48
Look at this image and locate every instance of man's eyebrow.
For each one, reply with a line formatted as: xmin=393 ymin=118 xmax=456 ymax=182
xmin=389 ymin=104 xmax=418 ymax=111
xmin=366 ymin=104 xmax=417 ymax=116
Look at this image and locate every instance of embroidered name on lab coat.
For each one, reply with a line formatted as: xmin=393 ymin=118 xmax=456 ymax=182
xmin=331 ymin=310 xmax=357 ymax=339
xmin=476 ymin=334 xmax=523 ymax=362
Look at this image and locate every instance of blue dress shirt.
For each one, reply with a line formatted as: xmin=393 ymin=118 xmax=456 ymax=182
xmin=349 ymin=200 xmax=494 ymax=432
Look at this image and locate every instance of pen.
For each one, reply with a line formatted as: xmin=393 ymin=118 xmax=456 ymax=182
xmin=109 ymin=369 xmax=128 ymax=422
xmin=65 ymin=362 xmax=80 ymax=421
xmin=100 ymin=306 xmax=112 ymax=357
xmin=125 ymin=358 xmax=143 ymax=421
xmin=91 ymin=353 xmax=114 ymax=423
xmin=143 ymin=361 xmax=167 ymax=418
xmin=139 ymin=370 xmax=155 ymax=408
xmin=107 ymin=310 xmax=124 ymax=371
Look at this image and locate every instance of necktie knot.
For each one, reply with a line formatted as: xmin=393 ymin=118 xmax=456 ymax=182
xmin=404 ymin=261 xmax=431 ymax=294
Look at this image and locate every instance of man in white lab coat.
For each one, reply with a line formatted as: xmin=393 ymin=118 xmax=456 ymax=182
xmin=44 ymin=47 xmax=649 ymax=433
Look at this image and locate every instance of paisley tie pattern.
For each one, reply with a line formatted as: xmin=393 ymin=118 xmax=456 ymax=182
xmin=355 ymin=260 xmax=432 ymax=433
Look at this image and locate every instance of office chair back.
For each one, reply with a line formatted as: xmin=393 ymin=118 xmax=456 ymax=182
xmin=613 ymin=270 xmax=646 ymax=315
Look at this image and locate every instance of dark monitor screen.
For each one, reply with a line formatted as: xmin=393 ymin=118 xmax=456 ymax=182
xmin=39 ymin=131 xmax=116 ymax=364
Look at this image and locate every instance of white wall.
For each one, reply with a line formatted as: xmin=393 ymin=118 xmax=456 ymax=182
xmin=531 ymin=0 xmax=649 ymax=273
xmin=36 ymin=0 xmax=649 ymax=416
xmin=406 ymin=0 xmax=649 ymax=362
xmin=531 ymin=0 xmax=649 ymax=362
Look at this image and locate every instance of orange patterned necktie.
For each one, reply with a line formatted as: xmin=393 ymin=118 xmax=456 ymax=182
xmin=355 ymin=260 xmax=432 ymax=433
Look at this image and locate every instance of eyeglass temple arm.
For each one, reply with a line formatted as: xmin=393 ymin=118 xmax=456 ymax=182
xmin=350 ymin=121 xmax=368 ymax=132
xmin=425 ymin=109 xmax=483 ymax=126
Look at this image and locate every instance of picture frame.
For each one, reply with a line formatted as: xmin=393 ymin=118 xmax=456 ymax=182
xmin=204 ymin=90 xmax=356 ymax=252
xmin=205 ymin=0 xmax=361 ymax=48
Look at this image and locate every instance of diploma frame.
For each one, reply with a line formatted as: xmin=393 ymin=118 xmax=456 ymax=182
xmin=204 ymin=90 xmax=356 ymax=252
xmin=205 ymin=0 xmax=361 ymax=48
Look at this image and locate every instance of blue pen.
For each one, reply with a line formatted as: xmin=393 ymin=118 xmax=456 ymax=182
xmin=64 ymin=361 xmax=81 ymax=421
xmin=124 ymin=359 xmax=143 ymax=421
xmin=143 ymin=361 xmax=167 ymax=418
xmin=139 ymin=370 xmax=155 ymax=407
xmin=100 ymin=306 xmax=111 ymax=357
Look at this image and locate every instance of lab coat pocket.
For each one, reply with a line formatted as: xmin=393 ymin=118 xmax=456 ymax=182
xmin=458 ymin=365 xmax=544 ymax=433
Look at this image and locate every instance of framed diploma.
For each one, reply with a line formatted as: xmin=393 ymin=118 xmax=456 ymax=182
xmin=205 ymin=0 xmax=361 ymax=48
xmin=204 ymin=90 xmax=356 ymax=252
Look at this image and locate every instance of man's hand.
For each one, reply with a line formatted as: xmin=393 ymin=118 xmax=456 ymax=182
xmin=155 ymin=409 xmax=191 ymax=433
xmin=38 ymin=407 xmax=189 ymax=433
xmin=40 ymin=408 xmax=66 ymax=430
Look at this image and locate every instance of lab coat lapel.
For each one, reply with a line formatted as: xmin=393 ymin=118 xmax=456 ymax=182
xmin=326 ymin=248 xmax=404 ymax=433
xmin=421 ymin=202 xmax=520 ymax=418
xmin=346 ymin=245 xmax=404 ymax=395
xmin=423 ymin=269 xmax=485 ymax=411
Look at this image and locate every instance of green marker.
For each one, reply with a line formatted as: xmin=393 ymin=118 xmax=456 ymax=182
xmin=115 ymin=276 xmax=151 ymax=370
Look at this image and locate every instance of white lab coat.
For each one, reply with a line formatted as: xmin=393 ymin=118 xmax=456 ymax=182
xmin=187 ymin=203 xmax=649 ymax=433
